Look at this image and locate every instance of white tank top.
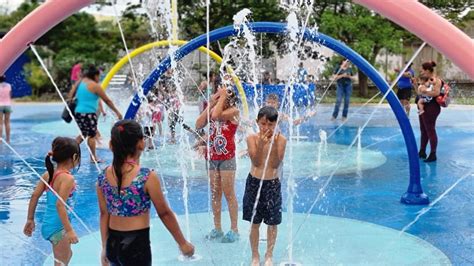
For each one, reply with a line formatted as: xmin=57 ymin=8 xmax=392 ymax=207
xmin=0 ymin=82 xmax=12 ymax=106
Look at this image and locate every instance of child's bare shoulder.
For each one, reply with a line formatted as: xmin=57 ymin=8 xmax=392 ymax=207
xmin=277 ymin=134 xmax=287 ymax=142
xmin=247 ymin=133 xmax=258 ymax=141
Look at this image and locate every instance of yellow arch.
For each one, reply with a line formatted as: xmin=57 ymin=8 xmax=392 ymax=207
xmin=101 ymin=39 xmax=249 ymax=117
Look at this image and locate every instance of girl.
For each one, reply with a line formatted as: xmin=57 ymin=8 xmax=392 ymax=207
xmin=23 ymin=137 xmax=81 ymax=266
xmin=195 ymin=80 xmax=240 ymax=243
xmin=0 ymin=75 xmax=12 ymax=143
xmin=97 ymin=120 xmax=194 ymax=265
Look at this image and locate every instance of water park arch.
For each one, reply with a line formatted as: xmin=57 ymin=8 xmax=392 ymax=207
xmin=124 ymin=22 xmax=428 ymax=205
xmin=100 ymin=39 xmax=249 ymax=116
xmin=1 ymin=1 xmax=473 ymax=205
xmin=0 ymin=0 xmax=472 ymax=78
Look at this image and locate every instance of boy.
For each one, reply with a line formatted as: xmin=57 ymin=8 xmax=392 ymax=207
xmin=244 ymin=106 xmax=287 ymax=266
xmin=265 ymin=93 xmax=316 ymax=126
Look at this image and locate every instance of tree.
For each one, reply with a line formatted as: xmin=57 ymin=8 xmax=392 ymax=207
xmin=319 ymin=4 xmax=405 ymax=96
xmin=177 ymin=0 xmax=286 ymax=56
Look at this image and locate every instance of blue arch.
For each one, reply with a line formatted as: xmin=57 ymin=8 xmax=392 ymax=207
xmin=125 ymin=22 xmax=429 ymax=205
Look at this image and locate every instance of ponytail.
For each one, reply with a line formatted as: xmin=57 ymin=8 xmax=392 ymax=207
xmin=113 ymin=154 xmax=125 ymax=191
xmin=110 ymin=120 xmax=144 ymax=192
xmin=45 ymin=154 xmax=55 ymax=185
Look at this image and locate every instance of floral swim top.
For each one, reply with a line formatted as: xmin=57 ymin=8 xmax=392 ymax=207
xmin=98 ymin=167 xmax=151 ymax=217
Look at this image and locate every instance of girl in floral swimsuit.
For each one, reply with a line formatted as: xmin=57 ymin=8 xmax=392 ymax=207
xmin=97 ymin=120 xmax=194 ymax=265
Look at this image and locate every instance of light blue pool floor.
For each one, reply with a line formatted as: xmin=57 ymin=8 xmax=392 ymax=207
xmin=1 ymin=103 xmax=473 ymax=265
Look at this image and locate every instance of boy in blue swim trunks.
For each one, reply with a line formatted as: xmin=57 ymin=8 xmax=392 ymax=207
xmin=243 ymin=106 xmax=287 ymax=266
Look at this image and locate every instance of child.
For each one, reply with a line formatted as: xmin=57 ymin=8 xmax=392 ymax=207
xmin=265 ymin=93 xmax=316 ymax=126
xmin=97 ymin=120 xmax=194 ymax=265
xmin=151 ymin=98 xmax=165 ymax=137
xmin=23 ymin=137 xmax=81 ymax=266
xmin=417 ymin=76 xmax=434 ymax=115
xmin=0 ymin=75 xmax=12 ymax=143
xmin=244 ymin=106 xmax=287 ymax=266
xmin=195 ymin=84 xmax=240 ymax=243
xmin=137 ymin=96 xmax=156 ymax=150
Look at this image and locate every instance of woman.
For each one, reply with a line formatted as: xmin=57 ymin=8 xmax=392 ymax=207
xmin=68 ymin=65 xmax=122 ymax=162
xmin=331 ymin=59 xmax=354 ymax=121
xmin=195 ymin=80 xmax=240 ymax=243
xmin=396 ymin=62 xmax=415 ymax=115
xmin=417 ymin=61 xmax=442 ymax=162
xmin=0 ymin=75 xmax=12 ymax=144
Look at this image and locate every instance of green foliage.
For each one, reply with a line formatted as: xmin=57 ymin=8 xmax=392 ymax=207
xmin=177 ymin=0 xmax=286 ymax=56
xmin=23 ymin=62 xmax=49 ymax=97
xmin=320 ymin=5 xmax=404 ymax=64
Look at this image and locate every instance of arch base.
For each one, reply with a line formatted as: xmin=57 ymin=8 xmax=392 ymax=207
xmin=401 ymin=192 xmax=430 ymax=205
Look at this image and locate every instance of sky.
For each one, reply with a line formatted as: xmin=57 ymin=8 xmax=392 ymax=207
xmin=0 ymin=0 xmax=143 ymax=16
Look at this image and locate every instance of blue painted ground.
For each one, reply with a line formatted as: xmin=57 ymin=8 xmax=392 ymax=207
xmin=0 ymin=103 xmax=473 ymax=265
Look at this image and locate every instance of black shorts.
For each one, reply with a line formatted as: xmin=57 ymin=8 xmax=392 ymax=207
xmin=106 ymin=227 xmax=151 ymax=266
xmin=397 ymin=87 xmax=412 ymax=101
xmin=243 ymin=174 xmax=282 ymax=225
xmin=143 ymin=126 xmax=154 ymax=138
xmin=74 ymin=113 xmax=98 ymax=138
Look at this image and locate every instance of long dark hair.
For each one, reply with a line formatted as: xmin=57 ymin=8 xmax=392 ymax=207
xmin=110 ymin=120 xmax=144 ymax=190
xmin=45 ymin=137 xmax=81 ymax=184
xmin=84 ymin=65 xmax=100 ymax=80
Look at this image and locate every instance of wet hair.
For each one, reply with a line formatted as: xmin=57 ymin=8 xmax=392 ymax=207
xmin=0 ymin=75 xmax=6 ymax=82
xmin=84 ymin=65 xmax=100 ymax=80
xmin=266 ymin=93 xmax=279 ymax=102
xmin=45 ymin=137 xmax=81 ymax=184
xmin=422 ymin=61 xmax=437 ymax=73
xmin=110 ymin=120 xmax=144 ymax=190
xmin=257 ymin=106 xmax=278 ymax=122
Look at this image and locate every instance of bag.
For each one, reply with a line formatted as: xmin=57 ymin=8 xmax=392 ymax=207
xmin=61 ymin=99 xmax=76 ymax=123
xmin=436 ymin=80 xmax=451 ymax=107
xmin=62 ymin=80 xmax=81 ymax=123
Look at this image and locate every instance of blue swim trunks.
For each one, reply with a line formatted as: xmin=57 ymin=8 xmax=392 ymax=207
xmin=243 ymin=173 xmax=282 ymax=225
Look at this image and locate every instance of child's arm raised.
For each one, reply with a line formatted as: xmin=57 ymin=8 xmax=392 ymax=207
xmin=146 ymin=170 xmax=195 ymax=257
xmin=196 ymin=93 xmax=220 ymax=129
xmin=211 ymin=88 xmax=239 ymax=122
xmin=23 ymin=173 xmax=47 ymax=237
xmin=55 ymin=174 xmax=78 ymax=244
xmin=96 ymin=183 xmax=110 ymax=265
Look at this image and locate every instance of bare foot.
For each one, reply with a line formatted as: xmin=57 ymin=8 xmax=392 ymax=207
xmin=251 ymin=256 xmax=260 ymax=266
xmin=264 ymin=257 xmax=273 ymax=266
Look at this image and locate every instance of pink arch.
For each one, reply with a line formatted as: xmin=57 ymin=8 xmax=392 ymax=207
xmin=0 ymin=0 xmax=473 ymax=78
xmin=0 ymin=0 xmax=93 ymax=74
xmin=355 ymin=0 xmax=474 ymax=78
